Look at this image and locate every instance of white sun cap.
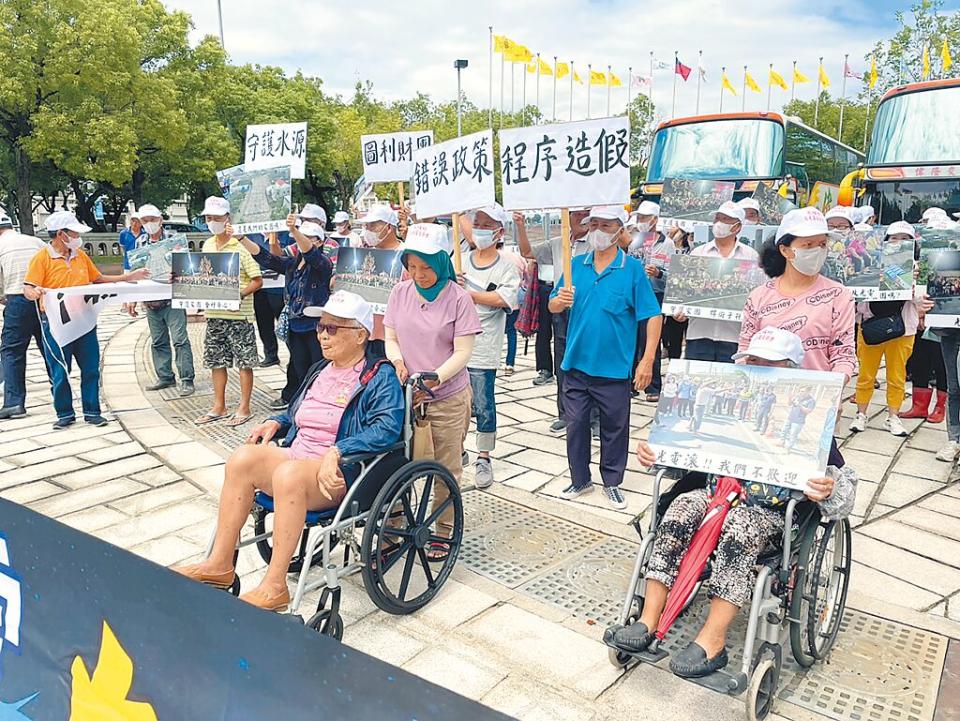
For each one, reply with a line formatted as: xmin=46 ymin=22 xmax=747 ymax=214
xmin=731 ymin=326 xmax=805 ymax=366
xmin=472 ymin=203 xmax=510 ymax=227
xmin=737 ymin=197 xmax=761 ymax=212
xmin=715 ymin=200 xmax=746 ymax=223
xmin=300 ymin=203 xmax=327 ymax=225
xmin=403 ymin=222 xmax=449 ymax=256
xmin=45 ymin=211 xmax=92 ymax=234
xmin=922 ymin=207 xmax=948 ymax=221
xmin=303 ymin=290 xmax=374 ymax=333
xmin=0 ymin=205 xmax=12 ymax=226
xmin=137 ymin=204 xmax=162 ymax=219
xmin=201 ymin=196 xmax=230 ymax=216
xmin=857 ymin=205 xmax=876 ymax=221
xmin=776 ymin=207 xmax=834 ymax=243
xmin=885 ymin=221 xmax=918 ymax=239
xmin=636 ymin=200 xmax=661 ymax=217
xmin=824 ymin=205 xmax=855 ymax=223
xmin=357 ymin=204 xmax=398 ymax=227
xmin=587 ymin=205 xmax=628 ymax=224
xmin=333 ymin=211 xmax=350 ymax=225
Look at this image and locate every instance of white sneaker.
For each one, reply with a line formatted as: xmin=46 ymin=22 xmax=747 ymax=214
xmin=849 ymin=412 xmax=868 ymax=433
xmin=936 ymin=440 xmax=960 ymax=462
xmin=885 ymin=416 xmax=908 ymax=437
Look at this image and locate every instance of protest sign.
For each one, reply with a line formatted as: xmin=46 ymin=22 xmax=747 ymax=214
xmin=923 ymin=249 xmax=960 ymax=327
xmin=0 ymin=498 xmax=511 ymax=721
xmin=334 ymin=247 xmax=404 ymax=314
xmin=659 ymin=178 xmax=736 ymax=222
xmin=823 ymin=229 xmax=914 ymax=300
xmin=361 ymin=131 xmax=434 ymax=183
xmin=215 ymin=164 xmax=245 ymax=195
xmin=244 ymin=122 xmax=308 ymax=179
xmin=227 ymin=165 xmax=293 ymax=235
xmin=661 ymin=255 xmax=765 ymax=321
xmin=498 ymin=117 xmax=631 ymax=211
xmin=410 ymin=129 xmax=495 ymax=221
xmin=43 ymin=281 xmax=171 ymax=347
xmin=126 ymin=234 xmax=189 ymax=281
xmin=648 ymin=360 xmax=844 ymax=489
xmin=353 ymin=174 xmax=373 ymax=207
xmin=172 ymin=252 xmax=241 ymax=311
xmin=751 ymin=182 xmax=796 ymax=225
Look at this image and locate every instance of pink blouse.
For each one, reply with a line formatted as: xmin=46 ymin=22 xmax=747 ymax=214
xmin=287 ymin=362 xmax=363 ymax=460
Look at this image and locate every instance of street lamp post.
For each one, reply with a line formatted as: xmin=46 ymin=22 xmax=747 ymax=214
xmin=454 ymin=59 xmax=469 ymax=136
xmin=216 ymin=0 xmax=225 ymax=48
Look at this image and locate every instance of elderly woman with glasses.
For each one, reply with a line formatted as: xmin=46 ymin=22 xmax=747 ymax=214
xmin=173 ymin=291 xmax=404 ymax=612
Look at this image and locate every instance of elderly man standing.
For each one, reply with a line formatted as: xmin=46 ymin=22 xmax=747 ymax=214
xmin=118 ymin=210 xmax=143 ymax=270
xmin=357 ymin=205 xmax=402 ymax=250
xmin=0 ymin=206 xmax=46 ymax=419
xmin=126 ymin=204 xmax=195 ymax=396
xmin=23 ymin=211 xmax=149 ymax=429
xmin=549 ymin=206 xmax=662 ymax=510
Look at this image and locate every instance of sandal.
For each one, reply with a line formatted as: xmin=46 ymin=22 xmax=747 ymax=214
xmin=668 ymin=641 xmax=729 ymax=678
xmin=426 ymin=540 xmax=450 ymax=562
xmin=227 ymin=413 xmax=254 ymax=428
xmin=194 ymin=412 xmax=229 ymax=426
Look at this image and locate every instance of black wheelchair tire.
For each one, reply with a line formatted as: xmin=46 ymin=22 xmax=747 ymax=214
xmin=805 ymin=518 xmax=851 ymax=660
xmin=253 ymin=508 xmax=333 ymax=573
xmin=746 ymin=658 xmax=779 ymax=721
xmin=360 ymin=460 xmax=463 ymax=615
xmin=307 ymin=609 xmax=344 ymax=641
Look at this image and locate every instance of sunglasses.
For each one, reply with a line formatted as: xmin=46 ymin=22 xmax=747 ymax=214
xmin=316 ymin=323 xmax=359 ymax=336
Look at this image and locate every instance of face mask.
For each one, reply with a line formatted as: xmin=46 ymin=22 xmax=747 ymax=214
xmin=65 ymin=235 xmax=82 ymax=250
xmin=300 ymin=221 xmax=324 ymax=239
xmin=208 ymin=220 xmax=226 ymax=235
xmin=588 ymin=228 xmax=618 ymax=252
xmin=363 ymin=228 xmax=384 ymax=247
xmin=789 ymin=246 xmax=828 ymax=276
xmin=144 ymin=221 xmax=162 ymax=235
xmin=831 ymin=227 xmax=851 ymax=240
xmin=712 ymin=221 xmax=736 ymax=239
xmin=742 ymin=219 xmax=757 ymax=227
xmin=637 ymin=219 xmax=655 ymax=233
xmin=473 ymin=228 xmax=498 ymax=250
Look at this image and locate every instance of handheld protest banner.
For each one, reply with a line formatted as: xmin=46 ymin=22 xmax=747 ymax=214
xmin=451 ymin=212 xmax=463 ymax=274
xmin=562 ymin=208 xmax=572 ymax=288
xmin=410 ymin=129 xmax=496 ymax=221
xmin=245 ymin=122 xmax=308 ymax=179
xmin=361 ymin=131 xmax=435 ymax=184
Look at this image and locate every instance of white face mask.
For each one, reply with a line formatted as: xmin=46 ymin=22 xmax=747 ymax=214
xmin=712 ymin=221 xmax=737 ymax=239
xmin=473 ymin=228 xmax=499 ymax=250
xmin=363 ymin=228 xmax=384 ymax=247
xmin=742 ymin=219 xmax=757 ymax=227
xmin=636 ymin=219 xmax=655 ymax=233
xmin=65 ymin=235 xmax=82 ymax=250
xmin=789 ymin=246 xmax=828 ymax=276
xmin=144 ymin=221 xmax=162 ymax=235
xmin=207 ymin=220 xmax=226 ymax=235
xmin=299 ymin=221 xmax=324 ymax=239
xmin=587 ymin=228 xmax=618 ymax=252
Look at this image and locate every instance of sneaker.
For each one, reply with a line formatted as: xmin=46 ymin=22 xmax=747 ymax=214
xmin=503 ymin=365 xmax=515 ymax=377
xmin=474 ymin=458 xmax=494 ymax=489
xmin=549 ymin=419 xmax=567 ymax=434
xmin=591 ymin=422 xmax=600 ymax=440
xmin=52 ymin=417 xmax=76 ymax=430
xmin=532 ymin=371 xmax=554 ymax=386
xmin=885 ymin=415 xmax=908 ymax=437
xmin=260 ymin=357 xmax=280 ymax=368
xmin=603 ymin=486 xmax=628 ymax=510
xmin=85 ymin=415 xmax=109 ymax=427
xmin=0 ymin=405 xmax=26 ymax=420
xmin=936 ymin=440 xmax=960 ymax=462
xmin=560 ymin=482 xmax=594 ymax=500
xmin=146 ymin=379 xmax=176 ymax=391
xmin=179 ymin=380 xmax=196 ymax=397
xmin=269 ymin=397 xmax=289 ymax=411
xmin=849 ymin=412 xmax=868 ymax=433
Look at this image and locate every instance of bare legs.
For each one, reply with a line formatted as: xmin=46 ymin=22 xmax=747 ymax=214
xmin=238 ymin=367 xmax=253 ymax=418
xmin=638 ymin=578 xmax=739 ymax=658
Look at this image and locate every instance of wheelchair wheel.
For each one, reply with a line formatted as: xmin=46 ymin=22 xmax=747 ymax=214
xmin=253 ymin=508 xmax=332 ymax=573
xmin=306 ymin=609 xmax=344 ymax=641
xmin=226 ymin=575 xmax=241 ymax=597
xmin=746 ymin=658 xmax=780 ymax=721
xmin=789 ymin=519 xmax=852 ymax=667
xmin=360 ymin=460 xmax=463 ymax=615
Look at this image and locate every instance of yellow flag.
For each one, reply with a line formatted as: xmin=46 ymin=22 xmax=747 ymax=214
xmin=556 ymin=62 xmax=570 ymax=79
xmin=573 ymin=70 xmax=583 ymax=84
xmin=493 ymin=35 xmax=509 ymax=54
xmin=923 ymin=44 xmax=931 ymax=79
xmin=590 ymin=70 xmax=608 ymax=86
xmin=943 ymin=39 xmax=953 ymax=74
xmin=505 ymin=44 xmax=532 ymax=63
xmin=868 ymin=55 xmax=878 ymax=89
xmin=769 ymin=68 xmax=788 ymax=90
xmin=609 ymin=72 xmax=623 ymax=87
xmin=526 ymin=57 xmax=553 ymax=75
xmin=745 ymin=70 xmax=762 ymax=93
xmin=721 ymin=71 xmax=738 ymax=95
xmin=793 ymin=67 xmax=810 ymax=84
xmin=818 ymin=63 xmax=831 ymax=88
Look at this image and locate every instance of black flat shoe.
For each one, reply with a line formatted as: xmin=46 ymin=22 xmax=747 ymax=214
xmin=613 ymin=622 xmax=654 ymax=653
xmin=669 ymin=641 xmax=729 ymax=678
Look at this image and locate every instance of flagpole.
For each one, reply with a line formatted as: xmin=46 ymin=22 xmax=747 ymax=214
xmin=587 ymin=63 xmax=592 ymax=118
xmin=742 ymin=66 xmax=747 ymax=111
xmin=695 ymin=50 xmax=702 ymax=114
xmin=671 ymin=50 xmax=678 ymax=119
xmin=767 ymin=64 xmax=773 ymax=111
xmin=536 ymin=52 xmax=542 ymax=119
xmin=814 ymin=57 xmax=822 ymax=127
xmin=553 ymin=56 xmax=558 ymax=121
xmin=569 ymin=60 xmax=575 ymax=120
xmin=863 ymin=94 xmax=871 ymax=151
xmin=791 ymin=60 xmax=797 ymax=103
xmin=488 ymin=26 xmax=493 ymax=128
xmin=649 ymin=52 xmax=654 ymax=130
xmin=500 ymin=54 xmax=505 ymax=129
xmin=607 ymin=64 xmax=612 ymax=116
xmin=511 ymin=61 xmax=515 ymax=114
xmin=720 ymin=66 xmax=725 ymax=112
xmin=627 ymin=65 xmax=633 ymax=111
xmin=838 ymin=53 xmax=848 ymax=141
xmin=522 ymin=64 xmax=527 ymax=124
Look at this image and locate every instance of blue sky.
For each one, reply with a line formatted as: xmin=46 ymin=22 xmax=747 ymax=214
xmin=165 ymin=1 xmax=936 ymax=122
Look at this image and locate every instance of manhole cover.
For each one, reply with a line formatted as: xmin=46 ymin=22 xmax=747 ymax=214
xmin=462 ymin=490 xmax=528 ymax=531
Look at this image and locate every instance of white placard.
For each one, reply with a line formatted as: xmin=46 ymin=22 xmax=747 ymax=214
xmin=499 ymin=117 xmax=631 ymax=211
xmin=361 ymin=131 xmax=434 ymax=183
xmin=411 ymin=129 xmax=496 ymax=219
xmin=244 ymin=122 xmax=308 ymax=179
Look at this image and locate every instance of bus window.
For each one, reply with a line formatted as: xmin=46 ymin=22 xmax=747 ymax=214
xmin=869 ymin=85 xmax=960 ymax=165
xmin=867 ymin=179 xmax=960 ymax=224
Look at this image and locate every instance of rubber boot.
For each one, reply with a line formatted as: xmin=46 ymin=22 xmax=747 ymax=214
xmin=899 ymin=387 xmax=932 ymax=419
xmin=928 ymin=390 xmax=947 ymax=424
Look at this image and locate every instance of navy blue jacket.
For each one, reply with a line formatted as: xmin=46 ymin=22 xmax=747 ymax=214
xmin=250 ymin=234 xmax=333 ymax=333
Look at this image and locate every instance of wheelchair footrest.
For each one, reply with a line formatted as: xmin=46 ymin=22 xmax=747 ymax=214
xmin=602 ymin=625 xmax=669 ymax=663
xmin=684 ymin=668 xmax=748 ymax=696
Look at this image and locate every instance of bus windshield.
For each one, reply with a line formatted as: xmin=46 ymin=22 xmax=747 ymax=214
xmin=868 ymin=85 xmax=960 ymax=165
xmin=646 ymin=118 xmax=785 ymax=183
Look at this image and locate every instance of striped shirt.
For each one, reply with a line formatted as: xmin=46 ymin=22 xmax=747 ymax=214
xmin=0 ymin=230 xmax=45 ymax=295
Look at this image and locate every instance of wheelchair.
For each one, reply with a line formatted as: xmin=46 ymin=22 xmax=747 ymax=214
xmin=205 ymin=373 xmax=464 ymax=640
xmin=603 ymin=468 xmax=852 ymax=721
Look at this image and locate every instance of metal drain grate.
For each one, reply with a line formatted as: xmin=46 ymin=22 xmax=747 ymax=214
xmin=462 ymin=490 xmax=532 ymax=532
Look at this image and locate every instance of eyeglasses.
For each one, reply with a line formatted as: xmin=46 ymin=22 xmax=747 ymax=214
xmin=316 ymin=323 xmax=359 ymax=336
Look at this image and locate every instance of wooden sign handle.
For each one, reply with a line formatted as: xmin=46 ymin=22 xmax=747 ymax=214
xmin=397 ymin=181 xmax=405 ymax=208
xmin=561 ymin=208 xmax=572 ymax=289
xmin=451 ymin=212 xmax=463 ymax=274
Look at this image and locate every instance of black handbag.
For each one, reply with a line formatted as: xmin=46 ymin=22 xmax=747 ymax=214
xmin=861 ymin=301 xmax=906 ymax=345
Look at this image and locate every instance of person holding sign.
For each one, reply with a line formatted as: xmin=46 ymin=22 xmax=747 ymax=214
xmin=194 ymin=197 xmax=263 ymax=428
xmin=737 ymin=198 xmax=762 ymax=226
xmin=459 ymin=204 xmax=520 ymax=488
xmin=357 ymin=205 xmax=402 ymax=251
xmin=548 ymin=206 xmax=662 ymax=511
xmin=679 ymin=202 xmax=758 ymax=364
xmin=384 ymin=224 xmax=481 ymax=557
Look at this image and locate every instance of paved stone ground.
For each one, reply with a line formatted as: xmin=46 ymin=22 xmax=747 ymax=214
xmin=3 ymin=308 xmax=960 ymax=721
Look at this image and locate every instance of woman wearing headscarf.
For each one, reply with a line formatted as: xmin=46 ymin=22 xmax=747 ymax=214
xmin=384 ymin=223 xmax=481 ymax=560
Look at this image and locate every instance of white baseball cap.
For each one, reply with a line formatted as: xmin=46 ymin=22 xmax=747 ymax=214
xmin=333 ymin=211 xmax=350 ymax=225
xmin=138 ymin=204 xmax=162 ymax=219
xmin=922 ymin=207 xmax=948 ymax=221
xmin=715 ymin=201 xmax=746 ymax=223
xmin=776 ymin=207 xmax=835 ymax=242
xmin=858 ymin=205 xmax=876 ymax=221
xmin=929 ymin=217 xmax=960 ymax=230
xmin=953 ymin=211 xmax=960 ymax=220
xmin=636 ymin=200 xmax=661 ymax=217
xmin=201 ymin=196 xmax=230 ymax=216
xmin=358 ymin=204 xmax=398 ymax=227
xmin=303 ymin=290 xmax=374 ymax=333
xmin=128 ymin=210 xmax=141 ymax=221
xmin=472 ymin=203 xmax=510 ymax=227
xmin=885 ymin=221 xmax=918 ymax=239
xmin=824 ymin=205 xmax=855 ymax=224
xmin=731 ymin=326 xmax=805 ymax=366
xmin=403 ymin=222 xmax=449 ymax=256
xmin=587 ymin=205 xmax=628 ymax=224
xmin=300 ymin=203 xmax=327 ymax=225
xmin=298 ymin=221 xmax=325 ymax=238
xmin=0 ymin=205 xmax=12 ymax=226
xmin=737 ymin=198 xmax=761 ymax=213
xmin=45 ymin=211 xmax=92 ymax=234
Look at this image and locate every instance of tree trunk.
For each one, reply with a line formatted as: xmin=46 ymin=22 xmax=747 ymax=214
xmin=14 ymin=143 xmax=33 ymax=234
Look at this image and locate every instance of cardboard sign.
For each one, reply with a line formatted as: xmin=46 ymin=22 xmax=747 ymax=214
xmin=751 ymin=182 xmax=796 ymax=226
xmin=499 ymin=117 xmax=631 ymax=210
xmin=244 ymin=122 xmax=308 ymax=179
xmin=43 ymin=281 xmax=171 ymax=347
xmin=660 ymin=178 xmax=736 ymax=222
xmin=126 ymin=234 xmax=190 ymax=281
xmin=823 ymin=229 xmax=914 ymax=301
xmin=171 ymin=252 xmax=241 ymax=311
xmin=923 ymin=249 xmax=960 ymax=327
xmin=361 ymin=131 xmax=434 ymax=183
xmin=334 ymin=247 xmax=404 ymax=314
xmin=226 ymin=165 xmax=293 ymax=235
xmin=215 ymin=164 xmax=245 ymax=195
xmin=661 ymin=254 xmax=765 ymax=321
xmin=648 ymin=360 xmax=844 ymax=489
xmin=410 ymin=129 xmax=495 ymax=219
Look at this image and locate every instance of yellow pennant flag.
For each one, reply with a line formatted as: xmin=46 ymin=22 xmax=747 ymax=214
xmin=526 ymin=57 xmax=553 ymax=75
xmin=923 ymin=44 xmax=931 ymax=79
xmin=943 ymin=39 xmax=953 ymax=74
xmin=769 ymin=68 xmax=788 ymax=90
xmin=493 ymin=35 xmax=510 ymax=54
xmin=721 ymin=71 xmax=738 ymax=95
xmin=590 ymin=70 xmax=608 ymax=86
xmin=556 ymin=61 xmax=570 ymax=79
xmin=868 ymin=55 xmax=878 ymax=89
xmin=793 ymin=67 xmax=810 ymax=84
xmin=818 ymin=63 xmax=831 ymax=88
xmin=505 ymin=44 xmax=533 ymax=63
xmin=573 ymin=69 xmax=583 ymax=84
xmin=609 ymin=72 xmax=623 ymax=87
xmin=745 ymin=70 xmax=762 ymax=93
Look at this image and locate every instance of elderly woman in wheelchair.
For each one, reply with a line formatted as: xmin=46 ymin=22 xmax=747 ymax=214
xmin=611 ymin=328 xmax=857 ymax=681
xmin=173 ymin=291 xmax=404 ymax=612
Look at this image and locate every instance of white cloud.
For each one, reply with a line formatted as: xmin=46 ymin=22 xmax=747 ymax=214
xmin=166 ymin=0 xmax=891 ymax=126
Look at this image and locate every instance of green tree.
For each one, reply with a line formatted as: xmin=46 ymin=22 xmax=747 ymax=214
xmin=783 ymin=95 xmax=873 ymax=151
xmin=866 ymin=0 xmax=960 ymax=89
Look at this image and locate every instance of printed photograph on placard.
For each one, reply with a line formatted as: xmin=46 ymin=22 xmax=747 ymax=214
xmin=659 ymin=178 xmax=736 ymax=222
xmin=924 ymin=249 xmax=960 ymax=327
xmin=661 ymin=255 xmax=765 ymax=320
xmin=228 ymin=165 xmax=292 ymax=234
xmin=917 ymin=225 xmax=960 ymax=250
xmin=215 ymin=164 xmax=245 ymax=195
xmin=877 ymin=238 xmax=915 ymax=297
xmin=334 ymin=247 xmax=404 ymax=313
xmin=171 ymin=252 xmax=241 ymax=310
xmin=648 ymin=360 xmax=844 ymax=489
xmin=823 ymin=229 xmax=913 ymax=300
xmin=125 ymin=234 xmax=189 ymax=282
xmin=751 ymin=182 xmax=796 ymax=226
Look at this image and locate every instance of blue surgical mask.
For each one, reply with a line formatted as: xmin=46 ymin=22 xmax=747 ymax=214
xmin=473 ymin=228 xmax=498 ymax=250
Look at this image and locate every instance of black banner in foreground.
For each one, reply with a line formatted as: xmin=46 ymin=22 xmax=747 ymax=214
xmin=0 ymin=499 xmax=511 ymax=721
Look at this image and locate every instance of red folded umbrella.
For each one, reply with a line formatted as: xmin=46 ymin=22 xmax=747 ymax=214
xmin=655 ymin=475 xmax=743 ymax=641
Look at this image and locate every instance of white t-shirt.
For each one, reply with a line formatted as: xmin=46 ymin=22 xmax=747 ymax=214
xmin=463 ymin=251 xmax=520 ymax=369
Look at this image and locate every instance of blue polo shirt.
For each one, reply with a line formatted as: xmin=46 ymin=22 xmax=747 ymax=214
xmin=551 ymin=248 xmax=660 ymax=380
